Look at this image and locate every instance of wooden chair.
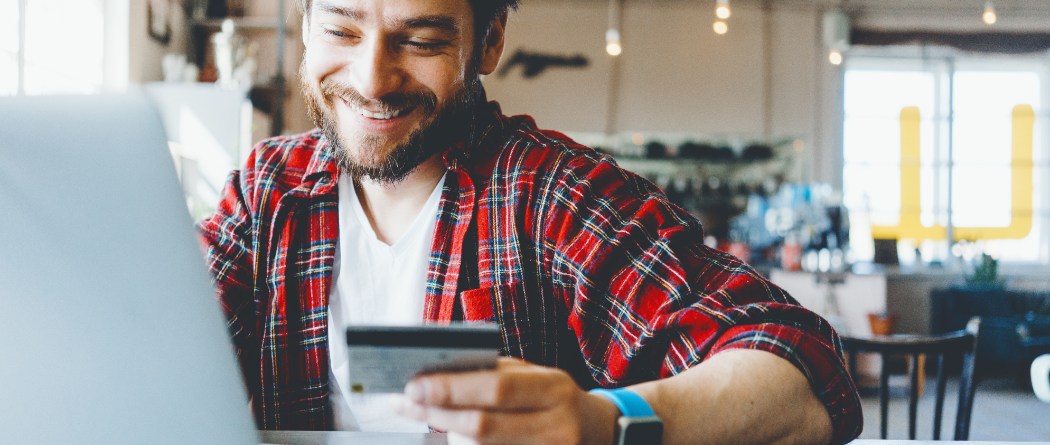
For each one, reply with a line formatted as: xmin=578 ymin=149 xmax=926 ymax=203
xmin=841 ymin=317 xmax=980 ymax=440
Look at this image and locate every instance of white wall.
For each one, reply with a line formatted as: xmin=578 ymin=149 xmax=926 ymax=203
xmin=482 ymin=1 xmax=610 ymax=134
xmin=127 ymin=0 xmax=188 ymax=85
xmin=482 ymin=0 xmax=838 ymax=183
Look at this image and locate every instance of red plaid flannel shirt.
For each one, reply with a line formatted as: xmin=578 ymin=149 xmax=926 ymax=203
xmin=198 ymin=102 xmax=862 ymax=443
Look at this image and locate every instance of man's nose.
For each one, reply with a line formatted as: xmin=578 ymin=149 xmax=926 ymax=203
xmin=353 ymin=39 xmax=404 ymax=100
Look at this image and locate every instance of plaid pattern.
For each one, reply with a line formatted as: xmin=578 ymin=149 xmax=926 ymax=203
xmin=198 ymin=102 xmax=862 ymax=443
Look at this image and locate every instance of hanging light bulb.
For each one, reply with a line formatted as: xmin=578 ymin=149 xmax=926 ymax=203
xmin=982 ymin=1 xmax=997 ymax=25
xmin=715 ymin=0 xmax=731 ymax=20
xmin=823 ymin=9 xmax=850 ymax=65
xmin=713 ymin=20 xmax=728 ymax=35
xmin=828 ymin=48 xmax=843 ymax=65
xmin=606 ymin=28 xmax=623 ymax=56
xmin=606 ymin=0 xmax=623 ymax=56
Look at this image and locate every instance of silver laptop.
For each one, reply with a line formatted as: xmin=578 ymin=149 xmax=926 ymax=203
xmin=0 ymin=92 xmax=257 ymax=445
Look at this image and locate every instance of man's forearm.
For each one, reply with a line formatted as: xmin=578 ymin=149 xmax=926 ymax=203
xmin=394 ymin=344 xmax=838 ymax=445
xmin=625 ymin=349 xmax=833 ymax=445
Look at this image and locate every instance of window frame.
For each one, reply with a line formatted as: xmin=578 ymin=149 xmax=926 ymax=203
xmin=842 ymin=50 xmax=1050 ymax=265
xmin=2 ymin=0 xmax=127 ymax=96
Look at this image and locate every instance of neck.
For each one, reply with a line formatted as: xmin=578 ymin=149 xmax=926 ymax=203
xmin=353 ymin=155 xmax=445 ymax=245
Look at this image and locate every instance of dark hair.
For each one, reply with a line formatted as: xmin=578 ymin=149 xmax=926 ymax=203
xmin=468 ymin=0 xmax=519 ymax=41
xmin=297 ymin=0 xmax=519 ymax=43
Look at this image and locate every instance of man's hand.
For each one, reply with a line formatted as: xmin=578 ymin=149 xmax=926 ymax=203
xmin=393 ymin=358 xmax=619 ymax=445
xmin=394 ymin=350 xmax=834 ymax=445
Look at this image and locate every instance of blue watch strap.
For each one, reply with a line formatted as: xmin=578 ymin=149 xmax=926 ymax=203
xmin=589 ymin=388 xmax=655 ymax=417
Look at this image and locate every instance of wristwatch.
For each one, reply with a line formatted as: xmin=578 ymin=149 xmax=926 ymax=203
xmin=590 ymin=388 xmax=664 ymax=445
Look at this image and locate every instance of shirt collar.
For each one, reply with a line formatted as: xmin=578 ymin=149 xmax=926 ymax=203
xmin=441 ymin=101 xmax=509 ymax=174
xmin=300 ymin=132 xmax=340 ymax=197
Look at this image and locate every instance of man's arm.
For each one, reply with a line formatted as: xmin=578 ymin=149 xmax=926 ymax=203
xmin=394 ymin=349 xmax=830 ymax=445
xmin=196 ymin=162 xmax=258 ymax=364
xmin=631 ymin=349 xmax=832 ymax=445
xmin=393 ymin=143 xmax=859 ymax=443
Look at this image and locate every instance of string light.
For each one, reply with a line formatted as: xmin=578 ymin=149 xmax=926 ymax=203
xmin=715 ymin=0 xmax=731 ymax=20
xmin=713 ymin=20 xmax=728 ymax=35
xmin=982 ymin=1 xmax=997 ymax=25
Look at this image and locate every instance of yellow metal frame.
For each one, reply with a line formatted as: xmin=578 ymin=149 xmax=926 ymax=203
xmin=871 ymin=105 xmax=1034 ymax=241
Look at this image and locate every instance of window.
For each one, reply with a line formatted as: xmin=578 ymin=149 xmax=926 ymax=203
xmin=0 ymin=1 xmax=20 ymax=95
xmin=843 ymin=53 xmax=1049 ymax=264
xmin=1 ymin=0 xmax=111 ymax=96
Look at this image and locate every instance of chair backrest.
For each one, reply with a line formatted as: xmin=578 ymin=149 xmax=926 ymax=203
xmin=841 ymin=317 xmax=980 ymax=440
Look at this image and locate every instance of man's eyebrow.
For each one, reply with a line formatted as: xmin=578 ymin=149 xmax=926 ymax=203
xmin=401 ymin=15 xmax=460 ymax=33
xmin=314 ymin=1 xmax=364 ymax=20
xmin=311 ymin=2 xmax=459 ymax=33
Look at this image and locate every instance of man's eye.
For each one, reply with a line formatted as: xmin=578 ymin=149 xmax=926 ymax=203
xmin=404 ymin=40 xmax=449 ymax=52
xmin=321 ymin=27 xmax=354 ymax=39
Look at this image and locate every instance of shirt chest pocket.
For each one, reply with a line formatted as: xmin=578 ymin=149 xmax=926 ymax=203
xmin=458 ymin=284 xmax=518 ymax=323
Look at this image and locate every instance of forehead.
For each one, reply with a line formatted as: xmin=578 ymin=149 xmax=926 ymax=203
xmin=309 ymin=0 xmax=474 ymax=29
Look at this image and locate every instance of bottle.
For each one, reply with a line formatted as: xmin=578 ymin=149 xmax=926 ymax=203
xmin=780 ymin=233 xmax=802 ymax=271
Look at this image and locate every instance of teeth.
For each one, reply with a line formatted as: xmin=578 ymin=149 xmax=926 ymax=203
xmin=352 ymin=105 xmax=403 ymax=120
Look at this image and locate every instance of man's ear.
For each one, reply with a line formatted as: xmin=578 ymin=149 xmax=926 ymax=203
xmin=478 ymin=11 xmax=509 ymax=76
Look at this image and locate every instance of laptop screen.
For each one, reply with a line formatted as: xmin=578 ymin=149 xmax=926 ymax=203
xmin=0 ymin=92 xmax=257 ymax=445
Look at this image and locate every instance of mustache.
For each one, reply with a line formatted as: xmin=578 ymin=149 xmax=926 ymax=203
xmin=319 ymin=78 xmax=438 ymax=115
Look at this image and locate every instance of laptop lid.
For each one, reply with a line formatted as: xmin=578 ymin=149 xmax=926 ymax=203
xmin=0 ymin=92 xmax=257 ymax=445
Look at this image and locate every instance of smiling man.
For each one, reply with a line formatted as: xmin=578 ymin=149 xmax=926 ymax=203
xmin=197 ymin=0 xmax=863 ymax=444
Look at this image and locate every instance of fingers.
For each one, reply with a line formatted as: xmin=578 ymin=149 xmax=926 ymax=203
xmin=395 ymin=397 xmax=582 ymax=445
xmin=405 ymin=360 xmax=575 ymax=411
xmin=397 ymin=361 xmax=590 ymax=444
xmin=495 ymin=356 xmax=528 ymax=369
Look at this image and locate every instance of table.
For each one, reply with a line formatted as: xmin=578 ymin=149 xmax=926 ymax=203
xmin=768 ymin=270 xmax=888 ymax=338
xmin=259 ymin=430 xmax=1050 ymax=444
xmin=262 ymin=430 xmax=444 ymax=444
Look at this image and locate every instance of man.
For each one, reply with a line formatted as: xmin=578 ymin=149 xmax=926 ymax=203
xmin=198 ymin=0 xmax=863 ymax=443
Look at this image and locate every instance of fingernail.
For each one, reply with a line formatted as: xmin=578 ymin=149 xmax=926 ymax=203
xmin=405 ymin=379 xmax=427 ymax=402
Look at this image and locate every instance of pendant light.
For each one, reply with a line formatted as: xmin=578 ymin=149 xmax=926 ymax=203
xmin=713 ymin=0 xmax=730 ymax=35
xmin=606 ymin=0 xmax=623 ymax=56
xmin=713 ymin=20 xmax=728 ymax=35
xmin=982 ymin=1 xmax=997 ymax=25
xmin=822 ymin=8 xmax=850 ymax=65
xmin=715 ymin=0 xmax=731 ymax=20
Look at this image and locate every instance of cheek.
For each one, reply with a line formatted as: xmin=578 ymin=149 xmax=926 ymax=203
xmin=303 ymin=45 xmax=346 ymax=85
xmin=414 ymin=63 xmax=468 ymax=105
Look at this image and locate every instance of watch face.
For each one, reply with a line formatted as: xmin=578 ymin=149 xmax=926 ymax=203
xmin=618 ymin=417 xmax=664 ymax=444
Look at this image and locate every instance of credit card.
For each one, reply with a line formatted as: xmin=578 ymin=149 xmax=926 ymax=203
xmin=344 ymin=324 xmax=502 ymax=393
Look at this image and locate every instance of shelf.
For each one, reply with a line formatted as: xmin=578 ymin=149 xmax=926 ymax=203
xmin=613 ymin=156 xmax=778 ymax=166
xmin=185 ymin=2 xmax=291 ymax=136
xmin=188 ymin=17 xmax=296 ymax=33
xmin=613 ymin=155 xmax=791 ymax=180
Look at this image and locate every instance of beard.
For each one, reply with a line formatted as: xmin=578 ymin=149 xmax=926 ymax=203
xmin=301 ymin=61 xmax=483 ymax=185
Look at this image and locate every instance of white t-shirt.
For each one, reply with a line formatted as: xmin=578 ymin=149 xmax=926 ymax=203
xmin=327 ymin=173 xmax=446 ymax=432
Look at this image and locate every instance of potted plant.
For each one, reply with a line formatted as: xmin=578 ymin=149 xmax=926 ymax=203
xmin=965 ymin=252 xmax=1004 ymax=290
